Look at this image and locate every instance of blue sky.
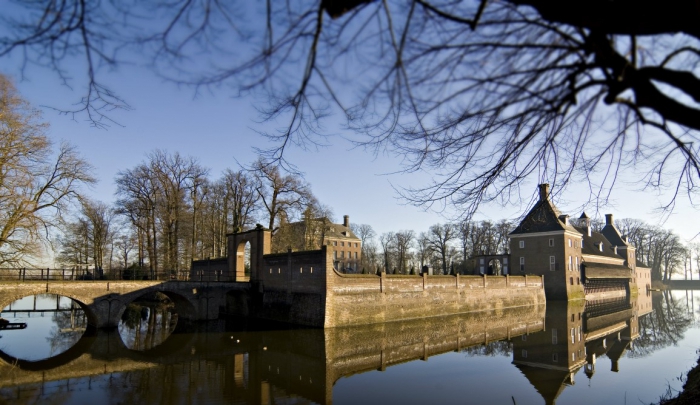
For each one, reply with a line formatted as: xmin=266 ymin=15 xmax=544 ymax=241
xmin=2 ymin=22 xmax=698 ymax=244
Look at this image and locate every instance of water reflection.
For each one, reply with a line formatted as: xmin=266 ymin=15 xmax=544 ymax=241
xmin=0 ymin=291 xmax=697 ymax=405
xmin=512 ymin=292 xmax=653 ymax=404
xmin=0 ymin=294 xmax=87 ymax=361
xmin=118 ymin=292 xmax=178 ymax=351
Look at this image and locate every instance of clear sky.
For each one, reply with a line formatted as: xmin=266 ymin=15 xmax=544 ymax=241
xmin=2 ymin=33 xmax=698 ymax=244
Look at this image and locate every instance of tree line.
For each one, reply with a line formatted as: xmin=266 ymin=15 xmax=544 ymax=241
xmin=354 ymin=219 xmax=700 ymax=282
xmin=1 ymin=73 xmax=698 ymax=282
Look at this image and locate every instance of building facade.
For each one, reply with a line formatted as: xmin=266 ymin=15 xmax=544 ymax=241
xmin=276 ymin=215 xmax=362 ymax=273
xmin=508 ymin=184 xmax=650 ymax=300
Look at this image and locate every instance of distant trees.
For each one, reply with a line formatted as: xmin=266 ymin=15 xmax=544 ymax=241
xmin=427 ymin=224 xmax=456 ymax=275
xmin=0 ymin=75 xmax=95 ymax=266
xmin=115 ymin=151 xmax=208 ymax=278
xmin=108 ymin=153 xmax=325 ymax=277
xmin=56 ymin=199 xmax=114 ymax=274
xmin=253 ymin=160 xmax=314 ymax=233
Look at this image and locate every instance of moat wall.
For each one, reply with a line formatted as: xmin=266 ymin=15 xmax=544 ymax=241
xmin=226 ymin=246 xmax=547 ymax=328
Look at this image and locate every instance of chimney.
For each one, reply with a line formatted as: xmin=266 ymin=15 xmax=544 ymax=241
xmin=538 ymin=183 xmax=550 ymax=202
xmin=580 ymin=212 xmax=591 ymax=237
xmin=343 ymin=215 xmax=349 ymax=228
xmin=605 ymin=214 xmax=614 ymax=226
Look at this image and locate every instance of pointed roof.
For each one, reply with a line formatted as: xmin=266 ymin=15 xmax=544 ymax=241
xmin=514 ymin=363 xmax=581 ymax=405
xmin=510 ymin=184 xmax=580 ymax=236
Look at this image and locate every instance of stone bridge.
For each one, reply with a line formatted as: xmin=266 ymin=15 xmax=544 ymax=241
xmin=0 ymin=281 xmax=249 ymax=329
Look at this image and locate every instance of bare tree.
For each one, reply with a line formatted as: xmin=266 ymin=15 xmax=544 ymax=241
xmin=379 ymin=232 xmax=395 ymax=273
xmin=116 ymin=163 xmax=160 ymax=276
xmin=0 ymin=75 xmax=95 ymax=266
xmin=427 ymin=223 xmax=456 ymax=275
xmin=350 ymin=223 xmax=376 ymax=271
xmin=3 ymin=1 xmax=700 ymax=216
xmin=394 ymin=230 xmax=415 ymax=274
xmin=253 ymin=159 xmax=313 ymax=232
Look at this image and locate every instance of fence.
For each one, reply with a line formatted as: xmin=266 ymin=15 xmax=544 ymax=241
xmin=0 ymin=268 xmax=192 ymax=282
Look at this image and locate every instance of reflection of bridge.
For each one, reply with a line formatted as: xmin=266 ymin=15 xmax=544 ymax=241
xmin=0 ymin=304 xmax=546 ymax=404
xmin=0 ymin=281 xmax=248 ymax=328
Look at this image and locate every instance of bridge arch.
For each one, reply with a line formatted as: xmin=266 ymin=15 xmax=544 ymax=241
xmin=113 ymin=289 xmax=197 ymax=328
xmin=0 ymin=290 xmax=99 ymax=330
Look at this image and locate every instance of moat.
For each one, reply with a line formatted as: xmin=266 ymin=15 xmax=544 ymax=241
xmin=0 ymin=290 xmax=698 ymax=404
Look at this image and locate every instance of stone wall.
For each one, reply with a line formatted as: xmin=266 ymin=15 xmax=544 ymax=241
xmin=229 ymin=245 xmax=547 ymax=327
xmin=190 ymin=258 xmax=228 ymax=281
xmin=325 ymin=271 xmax=546 ymax=327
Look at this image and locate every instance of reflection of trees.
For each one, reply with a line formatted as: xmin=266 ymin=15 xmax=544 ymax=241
xmin=118 ymin=293 xmax=177 ymax=351
xmin=631 ymin=292 xmax=694 ymax=358
xmin=46 ymin=297 xmax=87 ymax=358
xmin=461 ymin=340 xmax=512 ymax=357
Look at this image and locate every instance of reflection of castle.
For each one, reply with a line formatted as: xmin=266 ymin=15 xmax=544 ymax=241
xmin=476 ymin=184 xmax=651 ymax=300
xmin=512 ymin=293 xmax=653 ymax=405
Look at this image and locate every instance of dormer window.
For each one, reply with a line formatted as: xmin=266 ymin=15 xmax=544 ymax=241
xmin=598 ymin=242 xmax=604 ymax=252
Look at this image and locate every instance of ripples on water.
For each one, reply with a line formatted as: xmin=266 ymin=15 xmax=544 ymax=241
xmin=0 ymin=290 xmax=698 ymax=405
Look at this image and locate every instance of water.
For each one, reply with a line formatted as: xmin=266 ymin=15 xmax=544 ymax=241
xmin=0 ymin=290 xmax=698 ymax=404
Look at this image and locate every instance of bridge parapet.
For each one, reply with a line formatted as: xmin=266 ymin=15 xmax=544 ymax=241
xmin=0 ymin=281 xmax=248 ymax=328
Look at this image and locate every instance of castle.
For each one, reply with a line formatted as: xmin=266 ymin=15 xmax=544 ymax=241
xmin=477 ymin=183 xmax=651 ymax=300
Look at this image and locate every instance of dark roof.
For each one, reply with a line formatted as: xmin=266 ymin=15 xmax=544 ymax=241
xmin=601 ymin=223 xmax=628 ymax=247
xmin=573 ymin=226 xmax=622 ymax=259
xmin=510 ymin=199 xmax=579 ymax=235
xmin=514 ymin=364 xmax=580 ymax=405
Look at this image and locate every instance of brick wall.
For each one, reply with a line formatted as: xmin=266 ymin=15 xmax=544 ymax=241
xmin=231 ymin=244 xmax=546 ymax=328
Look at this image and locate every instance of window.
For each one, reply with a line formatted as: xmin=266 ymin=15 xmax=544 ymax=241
xmin=522 ymin=335 xmax=527 ymax=341
xmin=520 ymin=257 xmax=525 ymax=272
xmin=522 ymin=350 xmax=528 ymax=358
xmin=341 ymin=251 xmax=345 ymax=259
xmin=568 ymin=238 xmax=572 ymax=247
xmin=552 ymin=329 xmax=558 ymax=345
xmin=568 ymin=255 xmax=572 ymax=271
xmin=571 ymin=328 xmax=575 ymax=344
xmin=334 ymin=251 xmax=338 ymax=259
xmin=354 ymin=252 xmax=358 ymax=259
xmin=333 ymin=241 xmax=337 ymax=246
xmin=552 ymin=353 xmax=558 ymax=362
xmin=355 ymin=243 xmax=358 ymax=248
xmin=581 ymin=239 xmax=584 ymax=248
xmin=570 ymin=277 xmax=574 ymax=285
xmin=549 ymin=256 xmax=556 ymax=271
xmin=519 ymin=240 xmax=525 ymax=248
xmin=549 ymin=238 xmax=554 ymax=247
xmin=575 ymin=256 xmax=579 ymax=271
xmin=341 ymin=241 xmax=345 ymax=247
